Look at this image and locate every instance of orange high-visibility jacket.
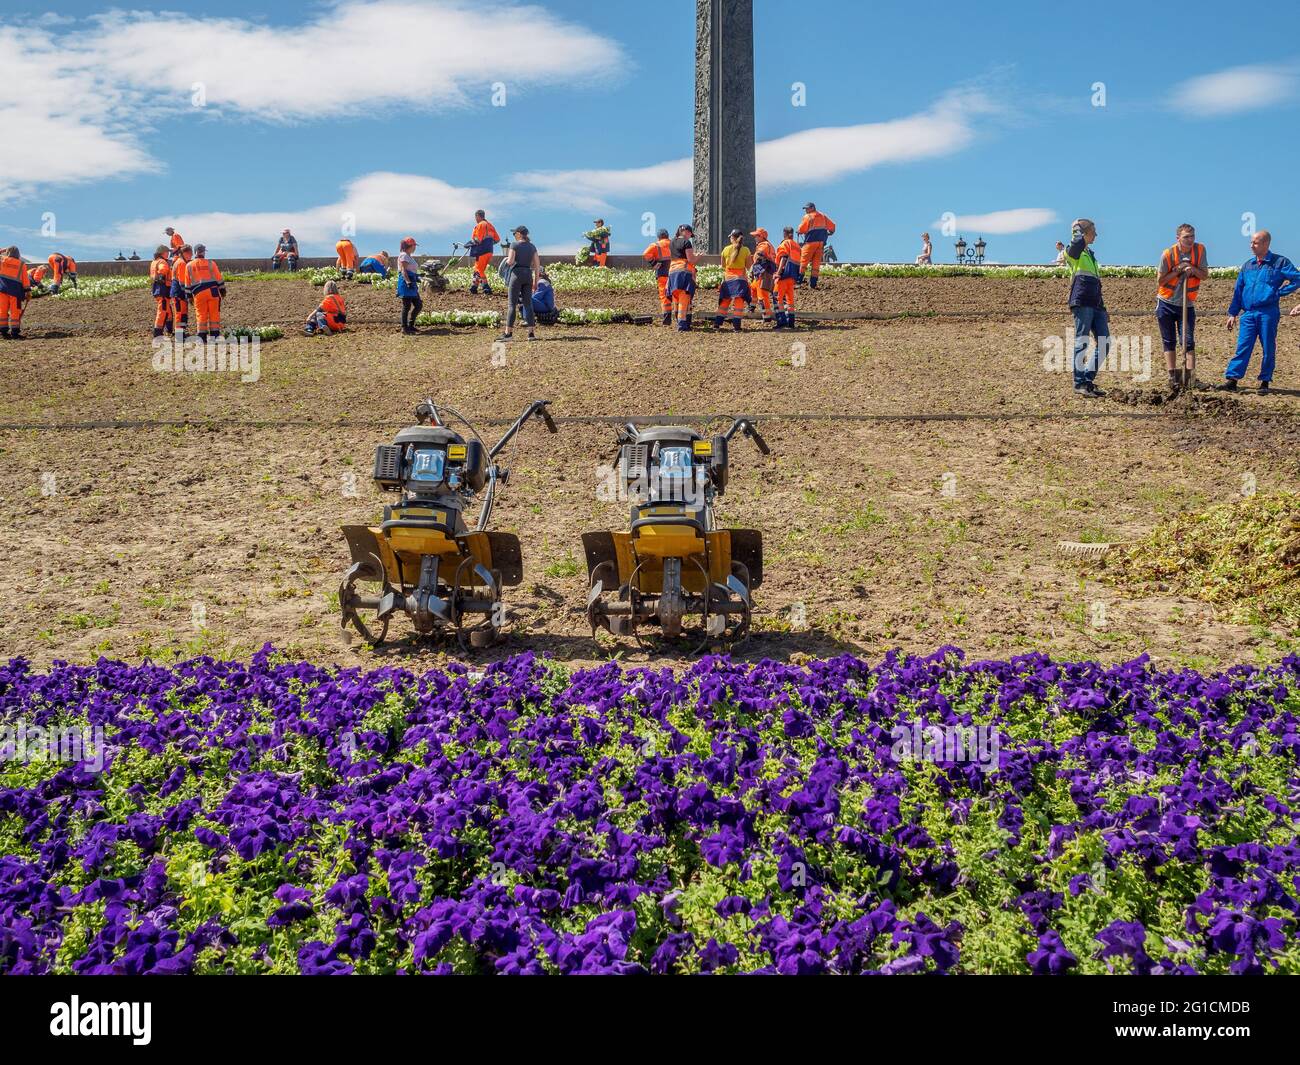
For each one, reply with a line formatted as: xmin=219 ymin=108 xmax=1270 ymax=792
xmin=643 ymin=238 xmax=671 ymax=275
xmin=472 ymin=220 xmax=500 ymax=245
xmin=187 ymin=257 xmax=223 ymax=295
xmin=150 ymin=256 xmax=172 ymax=296
xmin=797 ymin=211 xmax=836 ymax=244
xmin=170 ymin=233 xmax=185 ymax=252
xmin=1157 ymin=242 xmax=1206 ymax=303
xmin=320 ymin=293 xmax=347 ymax=331
xmin=0 ymin=255 xmax=31 ymax=297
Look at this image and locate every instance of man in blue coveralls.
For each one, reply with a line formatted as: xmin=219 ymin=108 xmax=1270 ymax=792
xmin=1219 ymin=230 xmax=1300 ymax=394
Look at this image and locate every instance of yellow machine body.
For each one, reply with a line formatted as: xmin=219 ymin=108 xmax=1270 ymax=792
xmin=613 ymin=528 xmax=733 ymax=594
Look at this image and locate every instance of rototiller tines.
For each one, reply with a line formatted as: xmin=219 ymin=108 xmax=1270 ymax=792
xmin=339 ymin=397 xmax=557 ymax=649
xmin=582 ymin=416 xmax=769 ymax=653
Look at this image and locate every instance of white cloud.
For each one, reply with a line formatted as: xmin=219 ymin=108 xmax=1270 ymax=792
xmin=0 ymin=25 xmax=152 ymax=202
xmin=88 ymin=1 xmax=627 ymax=121
xmin=512 ymin=91 xmax=996 ymax=210
xmin=0 ymin=1 xmax=626 ymax=204
xmin=1170 ymin=64 xmax=1298 ymax=116
xmin=932 ymin=208 xmax=1057 ymax=235
xmin=757 ymin=91 xmax=994 ymax=188
xmin=64 ymin=173 xmax=491 ymax=255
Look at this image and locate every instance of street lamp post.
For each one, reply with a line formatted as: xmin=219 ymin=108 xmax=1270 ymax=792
xmin=954 ymin=236 xmax=987 ymax=265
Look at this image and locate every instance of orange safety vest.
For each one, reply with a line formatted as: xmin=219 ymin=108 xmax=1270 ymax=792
xmin=31 ymin=265 xmax=48 ymax=284
xmin=172 ymin=257 xmax=189 ymax=292
xmin=187 ymin=257 xmax=222 ymax=294
xmin=472 ymin=221 xmax=499 ymax=244
xmin=797 ymin=212 xmax=835 ymax=244
xmin=0 ymin=255 xmax=30 ymax=296
xmin=643 ymin=238 xmax=671 ymax=276
xmin=169 ymin=233 xmax=185 ymax=252
xmin=150 ymin=257 xmax=172 ymax=296
xmin=1157 ymin=242 xmax=1205 ymax=303
xmin=321 ymin=293 xmax=346 ymax=330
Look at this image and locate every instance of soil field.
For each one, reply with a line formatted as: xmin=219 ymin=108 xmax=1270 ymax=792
xmin=2 ymin=273 xmax=1297 ymax=671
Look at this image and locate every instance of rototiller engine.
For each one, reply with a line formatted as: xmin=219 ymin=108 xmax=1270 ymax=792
xmin=582 ymin=417 xmax=768 ymax=652
xmin=339 ymin=397 xmax=557 ymax=648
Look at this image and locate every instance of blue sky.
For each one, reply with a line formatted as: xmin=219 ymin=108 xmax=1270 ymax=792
xmin=3 ymin=0 xmax=1296 ymax=264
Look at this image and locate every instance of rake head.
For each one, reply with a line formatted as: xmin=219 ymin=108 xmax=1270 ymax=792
xmin=1056 ymin=540 xmax=1121 ymax=560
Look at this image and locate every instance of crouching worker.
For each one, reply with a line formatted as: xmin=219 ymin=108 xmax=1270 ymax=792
xmin=531 ymin=270 xmax=558 ymax=325
xmin=0 ymin=246 xmax=31 ymax=339
xmin=305 ymin=281 xmax=346 ymax=335
xmin=357 ymin=251 xmax=389 ymax=279
xmin=187 ymin=244 xmax=225 ymax=339
xmin=336 ymin=238 xmax=359 ymax=279
xmin=149 ymin=245 xmax=174 ymax=337
xmin=667 ymin=224 xmax=697 ymax=331
xmin=716 ymin=229 xmax=751 ymax=331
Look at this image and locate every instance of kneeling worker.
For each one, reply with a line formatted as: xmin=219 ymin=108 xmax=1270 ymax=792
xmin=357 ymin=251 xmax=389 ymax=279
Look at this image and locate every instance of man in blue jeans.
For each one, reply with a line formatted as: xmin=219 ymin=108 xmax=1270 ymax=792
xmin=1063 ymin=218 xmax=1108 ymax=397
xmin=1219 ymin=230 xmax=1300 ymax=395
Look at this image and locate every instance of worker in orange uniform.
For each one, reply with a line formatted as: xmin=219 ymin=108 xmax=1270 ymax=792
xmin=468 ymin=211 xmax=501 ymax=295
xmin=750 ymin=228 xmax=778 ymax=324
xmin=643 ymin=228 xmax=672 ymax=324
xmin=796 ymin=202 xmax=836 ymax=288
xmin=47 ymin=252 xmax=75 ymax=294
xmin=29 ymin=264 xmax=49 ymax=292
xmin=186 ymin=244 xmax=225 ymax=339
xmin=170 ymin=244 xmax=193 ymax=334
xmin=666 ymin=224 xmax=698 ymax=332
xmin=774 ymin=227 xmax=801 ymax=329
xmin=305 ymin=280 xmax=347 ymax=335
xmin=0 ymin=246 xmax=31 ymax=339
xmin=165 ymin=228 xmax=185 ymax=261
xmin=715 ymin=229 xmax=752 ymax=331
xmin=335 ymin=238 xmax=359 ymax=279
xmin=149 ymin=245 xmax=174 ymax=338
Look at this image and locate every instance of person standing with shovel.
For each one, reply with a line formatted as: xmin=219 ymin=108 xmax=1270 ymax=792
xmin=1155 ymin=223 xmax=1208 ymax=392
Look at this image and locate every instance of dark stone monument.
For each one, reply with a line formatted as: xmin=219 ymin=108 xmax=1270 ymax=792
xmin=693 ymin=0 xmax=756 ymax=253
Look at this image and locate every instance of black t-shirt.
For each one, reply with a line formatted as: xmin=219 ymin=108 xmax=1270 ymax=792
xmin=670 ymin=236 xmax=693 ymax=262
xmin=512 ymin=241 xmax=537 ymax=270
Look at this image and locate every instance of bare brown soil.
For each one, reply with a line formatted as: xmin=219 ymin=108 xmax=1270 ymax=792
xmin=2 ymin=274 xmax=1297 ymax=671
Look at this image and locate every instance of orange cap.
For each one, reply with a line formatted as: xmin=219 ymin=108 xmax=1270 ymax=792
xmin=750 ymin=228 xmax=768 ymax=240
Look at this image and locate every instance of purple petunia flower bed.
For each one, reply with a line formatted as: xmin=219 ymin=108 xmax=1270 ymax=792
xmin=2 ymin=646 xmax=1299 ymax=975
